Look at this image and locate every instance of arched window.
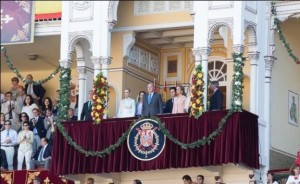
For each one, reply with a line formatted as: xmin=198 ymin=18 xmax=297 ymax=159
xmin=208 ymin=59 xmax=227 ymax=83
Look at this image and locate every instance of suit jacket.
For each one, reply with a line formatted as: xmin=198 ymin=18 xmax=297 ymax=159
xmin=32 ymin=144 xmax=52 ymax=160
xmin=80 ymin=101 xmax=92 ymax=121
xmin=0 ymin=149 xmax=8 ymax=170
xmin=142 ymin=92 xmax=163 ymax=116
xmin=164 ymin=98 xmax=173 ymax=113
xmin=1 ymin=100 xmax=21 ymax=121
xmin=25 ymin=83 xmax=46 ymax=106
xmin=31 ymin=116 xmax=46 ymax=138
xmin=209 ymin=89 xmax=223 ymax=111
xmin=68 ymin=115 xmax=78 ymax=121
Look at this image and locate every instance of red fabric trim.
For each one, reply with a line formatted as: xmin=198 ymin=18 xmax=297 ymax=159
xmin=35 ymin=12 xmax=61 ymax=20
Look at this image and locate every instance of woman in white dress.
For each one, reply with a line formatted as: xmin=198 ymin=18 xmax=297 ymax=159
xmin=172 ymin=85 xmax=187 ymax=114
xmin=117 ymin=89 xmax=136 ymax=118
xmin=21 ymin=95 xmax=38 ymax=120
xmin=17 ymin=121 xmax=34 ymax=170
xmin=286 ymin=164 xmax=300 ymax=184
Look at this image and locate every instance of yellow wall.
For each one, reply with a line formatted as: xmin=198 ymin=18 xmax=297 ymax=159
xmin=116 ymin=1 xmax=192 ymax=28
xmin=271 ymin=18 xmax=300 ymax=156
xmin=35 ymin=1 xmax=61 ymax=14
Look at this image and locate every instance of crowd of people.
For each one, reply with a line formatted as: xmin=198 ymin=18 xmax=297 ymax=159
xmin=0 ymin=74 xmax=223 ymax=171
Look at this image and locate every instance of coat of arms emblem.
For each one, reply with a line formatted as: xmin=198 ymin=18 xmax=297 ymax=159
xmin=127 ymin=118 xmax=166 ymax=161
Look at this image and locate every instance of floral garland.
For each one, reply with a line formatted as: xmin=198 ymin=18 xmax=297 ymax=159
xmin=271 ymin=2 xmax=300 ymax=64
xmin=91 ymin=72 xmax=108 ymax=124
xmin=1 ymin=46 xmax=61 ymax=85
xmin=190 ymin=64 xmax=205 ymax=119
xmin=57 ymin=67 xmax=71 ymax=121
xmin=231 ymin=52 xmax=246 ymax=112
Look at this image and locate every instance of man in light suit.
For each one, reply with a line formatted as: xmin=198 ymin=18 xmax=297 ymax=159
xmin=209 ymin=81 xmax=223 ymax=111
xmin=1 ymin=92 xmax=21 ymax=131
xmin=117 ymin=89 xmax=136 ymax=118
xmin=142 ymin=83 xmax=163 ymax=116
xmin=80 ymin=90 xmax=93 ymax=121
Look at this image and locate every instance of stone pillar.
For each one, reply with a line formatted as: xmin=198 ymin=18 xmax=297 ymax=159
xmin=264 ymin=55 xmax=276 ymax=177
xmin=59 ymin=59 xmax=72 ymax=68
xmin=100 ymin=56 xmax=112 ymax=78
xmin=200 ymin=47 xmax=211 ymax=111
xmin=91 ymin=57 xmax=101 ymax=77
xmin=76 ymin=67 xmax=87 ymax=120
xmin=248 ymin=51 xmax=260 ymax=114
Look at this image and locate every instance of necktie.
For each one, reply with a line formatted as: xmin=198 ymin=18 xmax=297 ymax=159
xmin=38 ymin=146 xmax=44 ymax=161
xmin=6 ymin=130 xmax=10 ymax=137
xmin=148 ymin=94 xmax=152 ymax=104
xmin=88 ymin=101 xmax=91 ymax=110
xmin=9 ymin=102 xmax=13 ymax=119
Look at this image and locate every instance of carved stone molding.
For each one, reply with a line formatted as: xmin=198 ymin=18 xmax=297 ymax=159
xmin=123 ymin=33 xmax=136 ymax=59
xmin=107 ymin=20 xmax=117 ymax=32
xmin=208 ymin=18 xmax=233 ymax=46
xmin=72 ymin=1 xmax=91 ymax=10
xmin=59 ymin=59 xmax=73 ymax=68
xmin=100 ymin=57 xmax=112 ymax=65
xmin=248 ymin=51 xmax=260 ymax=65
xmin=91 ymin=57 xmax=101 ymax=69
xmin=264 ymin=56 xmax=276 ymax=71
xmin=192 ymin=48 xmax=201 ymax=61
xmin=199 ymin=47 xmax=212 ymax=61
xmin=233 ymin=44 xmax=245 ymax=53
xmin=76 ymin=67 xmax=87 ymax=75
xmin=68 ymin=31 xmax=93 ymax=54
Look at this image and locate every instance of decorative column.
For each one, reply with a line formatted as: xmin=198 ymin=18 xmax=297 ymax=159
xmin=201 ymin=47 xmax=211 ymax=111
xmin=264 ymin=55 xmax=276 ymax=176
xmin=76 ymin=66 xmax=87 ymax=120
xmin=232 ymin=45 xmax=245 ymax=112
xmin=248 ymin=51 xmax=260 ymax=114
xmin=58 ymin=59 xmax=72 ymax=120
xmin=100 ymin=56 xmax=112 ymax=78
xmin=91 ymin=57 xmax=101 ymax=77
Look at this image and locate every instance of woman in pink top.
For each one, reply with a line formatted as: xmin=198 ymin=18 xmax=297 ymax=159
xmin=172 ymin=85 xmax=187 ymax=114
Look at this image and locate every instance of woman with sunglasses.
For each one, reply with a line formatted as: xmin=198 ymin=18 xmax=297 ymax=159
xmin=21 ymin=95 xmax=38 ymax=120
xmin=18 ymin=112 xmax=33 ymax=133
xmin=17 ymin=121 xmax=33 ymax=170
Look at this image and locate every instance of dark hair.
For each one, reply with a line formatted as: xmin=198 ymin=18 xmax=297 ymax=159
xmin=5 ymin=91 xmax=12 ymax=96
xmin=42 ymin=137 xmax=49 ymax=143
xmin=42 ymin=97 xmax=53 ymax=111
xmin=210 ymin=81 xmax=219 ymax=87
xmin=197 ymin=175 xmax=204 ymax=180
xmin=133 ymin=179 xmax=142 ymax=184
xmin=23 ymin=121 xmax=30 ymax=126
xmin=32 ymin=108 xmax=39 ymax=113
xmin=137 ymin=91 xmax=146 ymax=102
xmin=5 ymin=120 xmax=11 ymax=125
xmin=11 ymin=77 xmax=19 ymax=83
xmin=182 ymin=175 xmax=192 ymax=181
xmin=19 ymin=112 xmax=29 ymax=122
xmin=169 ymin=87 xmax=176 ymax=91
xmin=290 ymin=164 xmax=300 ymax=175
xmin=24 ymin=95 xmax=34 ymax=106
xmin=87 ymin=178 xmax=94 ymax=183
xmin=267 ymin=171 xmax=274 ymax=176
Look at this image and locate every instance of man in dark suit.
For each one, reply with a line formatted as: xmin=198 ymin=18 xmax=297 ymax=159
xmin=142 ymin=83 xmax=163 ymax=116
xmin=0 ymin=149 xmax=8 ymax=170
xmin=68 ymin=108 xmax=78 ymax=121
xmin=209 ymin=81 xmax=223 ymax=111
xmin=80 ymin=90 xmax=93 ymax=121
xmin=30 ymin=138 xmax=52 ymax=169
xmin=25 ymin=74 xmax=46 ymax=106
xmin=164 ymin=87 xmax=176 ymax=113
xmin=31 ymin=108 xmax=46 ymax=155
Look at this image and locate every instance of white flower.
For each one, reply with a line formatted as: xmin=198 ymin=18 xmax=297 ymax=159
xmin=235 ymin=100 xmax=241 ymax=105
xmin=235 ymin=81 xmax=241 ymax=85
xmin=236 ymin=72 xmax=240 ymax=76
xmin=236 ymin=57 xmax=242 ymax=61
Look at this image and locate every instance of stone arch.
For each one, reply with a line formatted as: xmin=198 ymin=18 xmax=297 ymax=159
xmin=244 ymin=22 xmax=257 ymax=46
xmin=69 ymin=35 xmax=92 ymax=58
xmin=208 ymin=21 xmax=233 ymax=47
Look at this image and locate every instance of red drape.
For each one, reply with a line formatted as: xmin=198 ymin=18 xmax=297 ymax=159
xmin=0 ymin=170 xmax=74 ymax=184
xmin=50 ymin=110 xmax=259 ymax=175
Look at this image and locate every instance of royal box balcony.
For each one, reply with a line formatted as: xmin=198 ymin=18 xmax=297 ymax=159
xmin=50 ymin=110 xmax=259 ymax=175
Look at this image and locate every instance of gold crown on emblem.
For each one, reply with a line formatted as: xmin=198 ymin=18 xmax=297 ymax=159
xmin=140 ymin=122 xmax=153 ymax=130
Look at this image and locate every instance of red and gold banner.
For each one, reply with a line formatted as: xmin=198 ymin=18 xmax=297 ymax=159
xmin=1 ymin=1 xmax=35 ymax=45
xmin=0 ymin=170 xmax=74 ymax=184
